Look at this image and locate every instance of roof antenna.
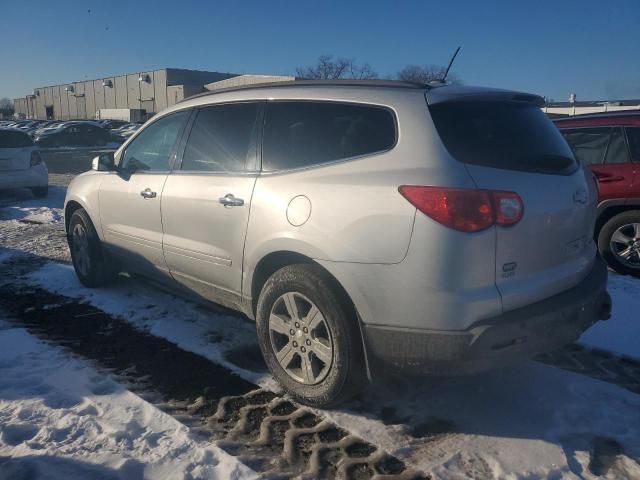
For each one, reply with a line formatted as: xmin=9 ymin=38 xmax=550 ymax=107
xmin=441 ymin=46 xmax=461 ymax=83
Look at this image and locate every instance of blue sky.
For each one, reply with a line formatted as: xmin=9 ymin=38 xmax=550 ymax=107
xmin=2 ymin=0 xmax=639 ymax=102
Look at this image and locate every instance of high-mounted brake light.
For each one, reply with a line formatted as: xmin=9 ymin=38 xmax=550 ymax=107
xmin=398 ymin=186 xmax=523 ymax=232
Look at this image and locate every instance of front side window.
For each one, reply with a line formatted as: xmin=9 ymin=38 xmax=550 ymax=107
xmin=262 ymin=101 xmax=396 ymax=171
xmin=120 ymin=110 xmax=190 ymax=172
xmin=181 ymin=103 xmax=259 ymax=172
xmin=604 ymin=127 xmax=630 ymax=164
xmin=561 ymin=128 xmax=611 ymax=166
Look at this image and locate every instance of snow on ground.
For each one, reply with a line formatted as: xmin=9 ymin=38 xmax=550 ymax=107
xmin=579 ymin=271 xmax=640 ymax=359
xmin=0 ymin=318 xmax=257 ymax=480
xmin=23 ymin=261 xmax=640 ymax=479
xmin=0 ymin=186 xmax=64 ymax=224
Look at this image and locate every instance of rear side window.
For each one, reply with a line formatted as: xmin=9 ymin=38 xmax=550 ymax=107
xmin=262 ymin=101 xmax=396 ymax=171
xmin=626 ymin=127 xmax=640 ymax=161
xmin=0 ymin=130 xmax=33 ymax=148
xmin=562 ymin=128 xmax=611 ymax=165
xmin=430 ymin=101 xmax=577 ymax=174
xmin=181 ymin=103 xmax=259 ymax=172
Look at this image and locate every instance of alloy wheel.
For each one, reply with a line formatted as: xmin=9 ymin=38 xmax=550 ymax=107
xmin=72 ymin=223 xmax=91 ymax=276
xmin=610 ymin=222 xmax=640 ymax=269
xmin=268 ymin=292 xmax=334 ymax=385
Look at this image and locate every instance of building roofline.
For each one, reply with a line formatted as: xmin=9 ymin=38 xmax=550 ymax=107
xmin=14 ymin=67 xmax=236 ymax=98
xmin=552 ymin=109 xmax=640 ymax=122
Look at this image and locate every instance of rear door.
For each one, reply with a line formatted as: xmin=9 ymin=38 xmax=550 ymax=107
xmin=428 ymin=98 xmax=597 ymax=312
xmin=0 ymin=130 xmax=33 ymax=171
xmin=562 ymin=127 xmax=633 ymax=201
xmin=161 ymin=102 xmax=261 ymax=304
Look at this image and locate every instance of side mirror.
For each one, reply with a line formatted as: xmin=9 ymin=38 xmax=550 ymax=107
xmin=91 ymin=152 xmax=116 ymax=171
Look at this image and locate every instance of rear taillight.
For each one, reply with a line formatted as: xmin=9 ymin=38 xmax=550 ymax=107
xmin=30 ymin=151 xmax=42 ymax=167
xmin=492 ymin=191 xmax=524 ymax=226
xmin=398 ymin=186 xmax=523 ymax=232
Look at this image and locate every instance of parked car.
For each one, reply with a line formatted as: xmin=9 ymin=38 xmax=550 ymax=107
xmin=109 ymin=123 xmax=141 ymax=142
xmin=34 ymin=121 xmax=111 ymax=148
xmin=97 ymin=119 xmax=131 ymax=130
xmin=64 ymin=81 xmax=611 ymax=407
xmin=0 ymin=127 xmax=48 ymax=197
xmin=554 ymin=112 xmax=640 ymax=275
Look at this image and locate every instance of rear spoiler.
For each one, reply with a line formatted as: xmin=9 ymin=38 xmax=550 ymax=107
xmin=426 ymin=86 xmax=544 ymax=107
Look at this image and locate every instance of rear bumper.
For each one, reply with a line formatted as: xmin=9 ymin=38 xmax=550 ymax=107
xmin=0 ymin=165 xmax=48 ymax=190
xmin=363 ymin=255 xmax=611 ymax=374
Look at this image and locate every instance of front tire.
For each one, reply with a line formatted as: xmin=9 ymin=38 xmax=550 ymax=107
xmin=598 ymin=211 xmax=640 ymax=276
xmin=67 ymin=208 xmax=117 ymax=287
xmin=256 ymin=264 xmax=365 ymax=408
xmin=31 ymin=186 xmax=48 ymax=198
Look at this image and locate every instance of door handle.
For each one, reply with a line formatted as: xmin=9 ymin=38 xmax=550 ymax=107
xmin=219 ymin=193 xmax=244 ymax=207
xmin=140 ymin=188 xmax=157 ymax=199
xmin=597 ymin=176 xmax=625 ymax=183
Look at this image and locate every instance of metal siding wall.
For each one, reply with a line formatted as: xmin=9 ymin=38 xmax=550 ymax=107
xmin=35 ymin=89 xmax=46 ymax=119
xmin=93 ymin=80 xmax=105 ymax=111
xmin=60 ymin=85 xmax=71 ymax=120
xmin=126 ymin=74 xmax=141 ymax=109
xmin=45 ymin=88 xmax=54 ymax=119
xmin=166 ymin=85 xmax=182 ymax=107
xmin=28 ymin=97 xmax=37 ymax=118
xmin=139 ymin=71 xmax=155 ymax=114
xmin=53 ymin=87 xmax=63 ymax=120
xmin=115 ymin=75 xmax=128 ymax=108
xmin=104 ymin=77 xmax=116 ymax=108
xmin=153 ymin=69 xmax=167 ymax=113
xmin=84 ymin=81 xmax=95 ymax=119
xmin=75 ymin=83 xmax=86 ymax=119
xmin=67 ymin=85 xmax=78 ymax=119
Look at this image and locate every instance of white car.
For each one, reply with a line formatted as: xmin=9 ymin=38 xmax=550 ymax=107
xmin=0 ymin=127 xmax=48 ymax=197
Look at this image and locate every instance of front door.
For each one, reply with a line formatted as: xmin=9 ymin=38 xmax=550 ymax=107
xmin=161 ymin=102 xmax=261 ymax=306
xmin=99 ymin=109 xmax=191 ymax=276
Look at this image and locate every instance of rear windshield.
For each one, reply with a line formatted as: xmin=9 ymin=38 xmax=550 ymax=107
xmin=0 ymin=130 xmax=33 ymax=148
xmin=429 ymin=101 xmax=577 ymax=175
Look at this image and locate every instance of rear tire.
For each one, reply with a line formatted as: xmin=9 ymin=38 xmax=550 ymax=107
xmin=598 ymin=210 xmax=640 ymax=276
xmin=68 ymin=208 xmax=118 ymax=287
xmin=256 ymin=264 xmax=366 ymax=408
xmin=31 ymin=186 xmax=48 ymax=198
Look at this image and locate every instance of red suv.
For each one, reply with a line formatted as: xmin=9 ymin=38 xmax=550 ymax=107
xmin=554 ymin=112 xmax=640 ymax=275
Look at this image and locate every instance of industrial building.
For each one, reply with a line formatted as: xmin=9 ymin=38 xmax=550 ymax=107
xmin=13 ymin=68 xmax=293 ymax=121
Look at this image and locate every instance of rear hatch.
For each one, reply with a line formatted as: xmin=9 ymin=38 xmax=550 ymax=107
xmin=428 ymin=90 xmax=597 ymax=312
xmin=0 ymin=129 xmax=33 ymax=171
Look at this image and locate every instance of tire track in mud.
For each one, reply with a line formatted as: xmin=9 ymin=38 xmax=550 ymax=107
xmin=536 ymin=344 xmax=640 ymax=396
xmin=0 ymin=285 xmax=428 ymax=480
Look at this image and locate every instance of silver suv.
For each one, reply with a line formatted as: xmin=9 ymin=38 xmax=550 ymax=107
xmin=64 ymin=80 xmax=611 ymax=407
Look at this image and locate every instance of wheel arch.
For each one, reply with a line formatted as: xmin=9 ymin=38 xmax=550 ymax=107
xmin=596 ymin=200 xmax=640 ymax=236
xmin=248 ymin=250 xmax=373 ymax=380
xmin=64 ymin=198 xmax=101 ymax=239
xmin=249 ymin=251 xmax=357 ymax=322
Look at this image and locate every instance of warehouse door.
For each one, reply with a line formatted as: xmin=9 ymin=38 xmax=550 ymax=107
xmin=45 ymin=106 xmax=54 ymax=120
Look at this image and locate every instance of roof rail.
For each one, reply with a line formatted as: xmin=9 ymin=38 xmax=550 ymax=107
xmin=181 ymin=79 xmax=432 ymax=103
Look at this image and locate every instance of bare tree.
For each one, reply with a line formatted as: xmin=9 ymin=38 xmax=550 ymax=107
xmin=296 ymin=55 xmax=378 ymax=80
xmin=0 ymin=97 xmax=14 ymax=117
xmin=396 ymin=64 xmax=460 ymax=85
